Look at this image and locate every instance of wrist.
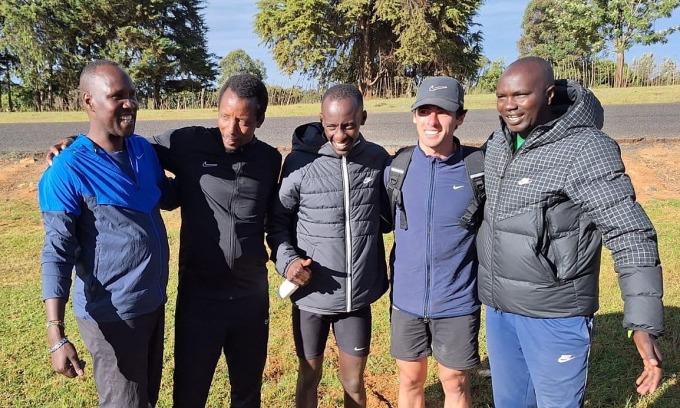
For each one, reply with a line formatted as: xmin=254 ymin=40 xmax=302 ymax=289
xmin=48 ymin=337 xmax=69 ymax=354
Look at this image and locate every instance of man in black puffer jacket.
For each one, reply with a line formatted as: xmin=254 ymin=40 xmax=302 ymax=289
xmin=478 ymin=57 xmax=664 ymax=408
xmin=267 ymin=84 xmax=390 ymax=408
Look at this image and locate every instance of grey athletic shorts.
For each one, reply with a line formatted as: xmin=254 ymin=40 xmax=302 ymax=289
xmin=293 ymin=305 xmax=372 ymax=359
xmin=390 ymin=306 xmax=480 ymax=370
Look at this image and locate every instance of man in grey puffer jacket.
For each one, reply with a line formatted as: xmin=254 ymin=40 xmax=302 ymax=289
xmin=267 ymin=84 xmax=390 ymax=407
xmin=478 ymin=57 xmax=663 ymax=408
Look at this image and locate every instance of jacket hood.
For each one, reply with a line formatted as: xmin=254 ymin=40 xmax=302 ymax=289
xmin=500 ymin=79 xmax=605 ymax=148
xmin=291 ymin=121 xmax=365 ymax=157
xmin=291 ymin=122 xmax=327 ymax=154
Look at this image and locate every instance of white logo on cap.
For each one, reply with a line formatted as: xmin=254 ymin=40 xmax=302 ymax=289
xmin=428 ymin=85 xmax=448 ymax=92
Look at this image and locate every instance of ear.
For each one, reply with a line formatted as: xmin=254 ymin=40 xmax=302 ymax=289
xmin=546 ymin=85 xmax=556 ymax=106
xmin=256 ymin=112 xmax=265 ymax=128
xmin=361 ymin=110 xmax=367 ymax=125
xmin=319 ymin=112 xmax=323 ymax=124
xmin=412 ymin=112 xmax=417 ymax=124
xmin=456 ymin=111 xmax=467 ymax=126
xmin=82 ymin=91 xmax=93 ymax=112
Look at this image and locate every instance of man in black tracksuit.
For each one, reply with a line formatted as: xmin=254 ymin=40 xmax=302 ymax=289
xmin=150 ymin=74 xmax=281 ymax=408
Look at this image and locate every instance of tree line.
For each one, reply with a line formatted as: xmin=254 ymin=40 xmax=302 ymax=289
xmin=1 ymin=0 xmax=678 ymax=112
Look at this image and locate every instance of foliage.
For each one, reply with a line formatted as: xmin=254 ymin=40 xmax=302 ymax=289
xmin=0 ymin=0 xmax=217 ymax=111
xmin=559 ymin=0 xmax=680 ymax=87
xmin=518 ymin=0 xmax=601 ymax=63
xmin=475 ymin=58 xmax=505 ymax=93
xmin=218 ymin=49 xmax=267 ymax=85
xmin=254 ymin=0 xmax=483 ymax=95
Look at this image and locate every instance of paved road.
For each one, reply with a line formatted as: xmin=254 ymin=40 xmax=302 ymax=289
xmin=1 ymin=103 xmax=678 ymax=152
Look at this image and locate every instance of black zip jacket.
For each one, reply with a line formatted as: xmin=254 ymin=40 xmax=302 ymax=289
xmin=152 ymin=126 xmax=282 ymax=299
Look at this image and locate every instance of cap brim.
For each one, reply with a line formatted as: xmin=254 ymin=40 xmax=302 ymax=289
xmin=411 ymin=97 xmax=461 ymax=113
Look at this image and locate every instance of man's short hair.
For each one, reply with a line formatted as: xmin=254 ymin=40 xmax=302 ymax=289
xmin=79 ymin=60 xmax=121 ymax=93
xmin=219 ymin=74 xmax=268 ymax=119
xmin=322 ymin=84 xmax=364 ymax=110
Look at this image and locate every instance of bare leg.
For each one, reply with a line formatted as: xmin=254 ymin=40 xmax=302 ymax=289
xmin=338 ymin=350 xmax=368 ymax=407
xmin=396 ymin=358 xmax=427 ymax=408
xmin=438 ymin=363 xmax=471 ymax=408
xmin=296 ymin=356 xmax=324 ymax=408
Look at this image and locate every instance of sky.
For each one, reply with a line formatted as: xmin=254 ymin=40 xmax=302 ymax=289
xmin=202 ymin=0 xmax=680 ymax=86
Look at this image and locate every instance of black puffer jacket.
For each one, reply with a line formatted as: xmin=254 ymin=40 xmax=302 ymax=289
xmin=267 ymin=122 xmax=390 ymax=314
xmin=477 ymin=80 xmax=664 ymax=336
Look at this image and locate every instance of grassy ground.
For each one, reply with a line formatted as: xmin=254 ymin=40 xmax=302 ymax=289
xmin=0 ymin=152 xmax=678 ymax=407
xmin=1 ymin=85 xmax=679 ymax=124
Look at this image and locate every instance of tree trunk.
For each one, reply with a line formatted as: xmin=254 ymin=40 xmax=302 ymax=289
xmin=360 ymin=12 xmax=373 ymax=97
xmin=154 ymin=83 xmax=162 ymax=109
xmin=7 ymin=71 xmax=12 ymax=111
xmin=615 ymin=50 xmax=626 ymax=88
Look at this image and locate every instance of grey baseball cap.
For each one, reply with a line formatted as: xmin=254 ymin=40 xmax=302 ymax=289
xmin=411 ymin=76 xmax=464 ymax=113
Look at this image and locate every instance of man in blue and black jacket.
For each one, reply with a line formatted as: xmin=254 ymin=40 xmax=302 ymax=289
xmin=40 ymin=60 xmax=171 ymax=407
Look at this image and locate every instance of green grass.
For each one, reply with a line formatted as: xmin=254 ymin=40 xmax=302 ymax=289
xmin=1 ymin=85 xmax=678 ymax=124
xmin=1 ymin=189 xmax=678 ymax=407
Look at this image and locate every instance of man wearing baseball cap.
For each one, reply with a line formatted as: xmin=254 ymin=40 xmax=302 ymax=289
xmin=385 ymin=76 xmax=481 ymax=407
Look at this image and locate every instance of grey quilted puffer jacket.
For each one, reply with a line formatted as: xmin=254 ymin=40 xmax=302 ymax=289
xmin=267 ymin=122 xmax=390 ymax=314
xmin=477 ymin=80 xmax=664 ymax=336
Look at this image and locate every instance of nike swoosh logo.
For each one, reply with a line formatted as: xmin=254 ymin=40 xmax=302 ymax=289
xmin=353 ymin=346 xmax=366 ymax=352
xmin=518 ymin=178 xmax=532 ymax=186
xmin=202 ymin=161 xmax=218 ymax=167
xmin=453 ymin=185 xmax=464 ymax=190
xmin=363 ymin=177 xmax=373 ymax=184
xmin=557 ymin=354 xmax=576 ymax=363
xmin=136 ymin=154 xmax=144 ymax=160
xmin=429 ymin=85 xmax=447 ymax=92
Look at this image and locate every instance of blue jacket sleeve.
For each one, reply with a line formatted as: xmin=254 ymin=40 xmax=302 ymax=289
xmin=38 ymin=163 xmax=81 ymax=301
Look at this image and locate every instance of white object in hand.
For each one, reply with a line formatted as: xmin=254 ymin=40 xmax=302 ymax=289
xmin=278 ymin=279 xmax=299 ymax=299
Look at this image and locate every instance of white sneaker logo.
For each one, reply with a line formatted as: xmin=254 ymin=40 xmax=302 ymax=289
xmin=452 ymin=185 xmax=464 ymax=190
xmin=363 ymin=177 xmax=373 ymax=184
xmin=518 ymin=177 xmax=532 ymax=186
xmin=557 ymin=354 xmax=576 ymax=363
xmin=202 ymin=161 xmax=218 ymax=167
xmin=429 ymin=85 xmax=447 ymax=92
xmin=353 ymin=346 xmax=366 ymax=352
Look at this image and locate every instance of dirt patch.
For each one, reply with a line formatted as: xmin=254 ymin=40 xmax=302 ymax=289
xmin=4 ymin=140 xmax=679 ymax=204
xmin=617 ymin=139 xmax=680 ymax=202
xmin=0 ymin=153 xmax=43 ymax=201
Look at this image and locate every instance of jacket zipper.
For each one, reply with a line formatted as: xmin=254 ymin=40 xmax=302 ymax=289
xmin=230 ymin=160 xmax=243 ymax=267
xmin=423 ymin=159 xmax=435 ymax=319
xmin=490 ymin=140 xmax=515 ymax=308
xmin=149 ymin=211 xmax=165 ymax=302
xmin=341 ymin=156 xmax=353 ymax=312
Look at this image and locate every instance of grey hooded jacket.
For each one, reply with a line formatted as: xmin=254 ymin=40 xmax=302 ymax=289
xmin=477 ymin=80 xmax=664 ymax=336
xmin=267 ymin=122 xmax=390 ymax=314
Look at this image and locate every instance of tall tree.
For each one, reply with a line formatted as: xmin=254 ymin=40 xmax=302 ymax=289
xmin=218 ymin=49 xmax=267 ymax=85
xmin=561 ymin=0 xmax=680 ymax=87
xmin=0 ymin=0 xmax=216 ymax=110
xmin=517 ymin=0 xmax=601 ymax=63
xmin=254 ymin=0 xmax=482 ymax=96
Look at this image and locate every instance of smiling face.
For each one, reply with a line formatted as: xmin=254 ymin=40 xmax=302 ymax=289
xmin=413 ymin=105 xmax=465 ymax=158
xmin=217 ymin=89 xmax=263 ymax=151
xmin=320 ymin=98 xmax=366 ymax=156
xmin=496 ymin=62 xmax=555 ymax=139
xmin=82 ymin=64 xmax=138 ymax=146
